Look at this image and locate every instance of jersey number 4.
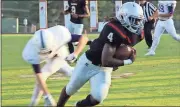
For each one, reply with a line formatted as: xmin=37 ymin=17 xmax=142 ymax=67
xmin=107 ymin=32 xmax=113 ymax=42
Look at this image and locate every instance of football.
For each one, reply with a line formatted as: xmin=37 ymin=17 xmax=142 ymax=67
xmin=114 ymin=45 xmax=135 ymax=60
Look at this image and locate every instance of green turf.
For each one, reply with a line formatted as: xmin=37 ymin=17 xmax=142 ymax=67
xmin=1 ymin=34 xmax=180 ymax=106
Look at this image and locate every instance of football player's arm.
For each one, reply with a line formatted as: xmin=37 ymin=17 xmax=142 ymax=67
xmin=151 ymin=10 xmax=158 ymax=19
xmin=101 ymin=44 xmax=124 ymax=67
xmin=78 ymin=1 xmax=90 ymax=18
xmin=64 ymin=8 xmax=71 ymax=15
xmin=167 ymin=3 xmax=175 ymax=15
xmin=73 ymin=30 xmax=88 ymax=56
xmin=65 ymin=30 xmax=88 ymax=63
xmin=101 ymin=43 xmax=134 ymax=68
xmin=101 ymin=26 xmax=133 ymax=67
xmin=158 ymin=13 xmax=172 ymax=17
xmin=149 ymin=3 xmax=158 ymax=19
xmin=63 ymin=1 xmax=71 ymax=15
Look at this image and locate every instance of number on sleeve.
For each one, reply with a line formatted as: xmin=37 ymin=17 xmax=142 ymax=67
xmin=107 ymin=32 xmax=113 ymax=42
xmin=71 ymin=6 xmax=76 ymax=14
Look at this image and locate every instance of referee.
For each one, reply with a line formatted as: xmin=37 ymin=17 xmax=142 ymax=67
xmin=139 ymin=0 xmax=158 ymax=49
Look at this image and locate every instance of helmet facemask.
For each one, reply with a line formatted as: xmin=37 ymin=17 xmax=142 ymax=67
xmin=32 ymin=29 xmax=57 ymax=59
xmin=119 ymin=14 xmax=144 ymax=35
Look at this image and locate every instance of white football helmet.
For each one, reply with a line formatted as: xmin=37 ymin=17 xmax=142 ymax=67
xmin=32 ymin=29 xmax=56 ymax=59
xmin=116 ymin=2 xmax=144 ymax=34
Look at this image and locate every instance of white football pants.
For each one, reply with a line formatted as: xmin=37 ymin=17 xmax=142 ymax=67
xmin=67 ymin=21 xmax=84 ymax=35
xmin=66 ymin=53 xmax=113 ymax=103
xmin=150 ymin=18 xmax=180 ymax=52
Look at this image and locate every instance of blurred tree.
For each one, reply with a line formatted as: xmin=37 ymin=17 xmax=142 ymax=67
xmin=28 ymin=1 xmax=39 ymax=25
xmin=2 ymin=0 xmax=180 ymax=32
xmin=47 ymin=1 xmax=61 ymax=26
xmin=98 ymin=1 xmax=114 ymax=22
xmin=2 ymin=1 xmax=30 ymax=19
xmin=28 ymin=1 xmax=64 ymax=27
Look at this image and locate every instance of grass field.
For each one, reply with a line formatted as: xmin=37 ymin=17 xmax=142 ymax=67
xmin=1 ymin=34 xmax=180 ymax=106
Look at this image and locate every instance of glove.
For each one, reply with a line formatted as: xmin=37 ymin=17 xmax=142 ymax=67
xmin=65 ymin=53 xmax=77 ymax=63
xmin=123 ymin=49 xmax=136 ymax=65
xmin=123 ymin=59 xmax=133 ymax=65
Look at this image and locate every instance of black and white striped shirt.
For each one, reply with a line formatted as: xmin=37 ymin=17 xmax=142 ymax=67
xmin=141 ymin=2 xmax=157 ymax=22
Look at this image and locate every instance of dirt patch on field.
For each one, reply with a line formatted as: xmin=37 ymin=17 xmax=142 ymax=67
xmin=112 ymin=72 xmax=136 ymax=79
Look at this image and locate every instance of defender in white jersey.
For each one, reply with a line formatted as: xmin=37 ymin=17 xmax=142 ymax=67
xmin=22 ymin=25 xmax=88 ymax=106
xmin=145 ymin=0 xmax=180 ymax=56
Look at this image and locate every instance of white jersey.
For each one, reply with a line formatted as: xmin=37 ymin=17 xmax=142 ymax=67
xmin=22 ymin=25 xmax=71 ymax=64
xmin=158 ymin=0 xmax=176 ymax=20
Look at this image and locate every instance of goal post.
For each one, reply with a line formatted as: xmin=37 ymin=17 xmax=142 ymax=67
xmin=63 ymin=1 xmax=71 ymax=27
xmin=38 ymin=0 xmax=122 ymax=31
xmin=39 ymin=0 xmax=48 ymax=29
xmin=90 ymin=0 xmax=98 ymax=31
xmin=115 ymin=0 xmax=122 ymax=17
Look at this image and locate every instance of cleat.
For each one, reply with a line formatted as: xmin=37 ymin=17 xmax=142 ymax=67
xmin=44 ymin=95 xmax=56 ymax=107
xmin=145 ymin=51 xmax=155 ymax=56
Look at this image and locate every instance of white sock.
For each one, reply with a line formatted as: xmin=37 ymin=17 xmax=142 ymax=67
xmin=43 ymin=94 xmax=51 ymax=99
xmin=43 ymin=94 xmax=56 ymax=106
xmin=29 ymin=84 xmax=43 ymax=106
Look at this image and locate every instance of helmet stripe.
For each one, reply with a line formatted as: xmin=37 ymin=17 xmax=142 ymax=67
xmin=40 ymin=30 xmax=45 ymax=48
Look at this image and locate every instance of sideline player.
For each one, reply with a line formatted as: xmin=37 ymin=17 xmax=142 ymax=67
xmin=145 ymin=0 xmax=180 ymax=56
xmin=57 ymin=2 xmax=145 ymax=107
xmin=63 ymin=0 xmax=90 ymax=53
xmin=22 ymin=25 xmax=88 ymax=106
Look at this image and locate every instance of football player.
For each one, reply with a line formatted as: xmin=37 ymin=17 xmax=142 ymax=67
xmin=57 ymin=2 xmax=145 ymax=107
xmin=22 ymin=25 xmax=88 ymax=106
xmin=145 ymin=0 xmax=180 ymax=56
xmin=63 ymin=0 xmax=90 ymax=53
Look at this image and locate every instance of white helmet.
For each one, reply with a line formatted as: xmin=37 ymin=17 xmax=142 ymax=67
xmin=116 ymin=2 xmax=144 ymax=34
xmin=32 ymin=29 xmax=55 ymax=54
